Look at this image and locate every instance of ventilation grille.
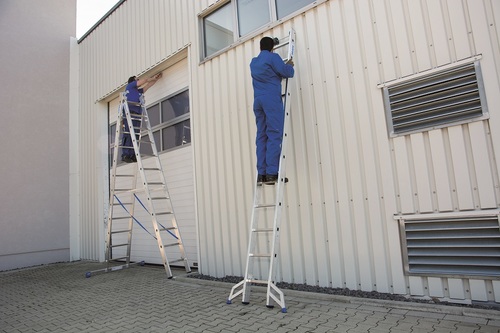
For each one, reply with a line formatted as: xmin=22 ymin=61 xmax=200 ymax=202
xmin=400 ymin=215 xmax=500 ymax=278
xmin=384 ymin=61 xmax=487 ymax=136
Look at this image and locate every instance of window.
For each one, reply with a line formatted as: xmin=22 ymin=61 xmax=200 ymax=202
xmin=382 ymin=60 xmax=488 ymax=137
xmin=202 ymin=0 xmax=315 ymax=58
xmin=203 ymin=3 xmax=234 ymax=58
xmin=109 ymin=89 xmax=190 ymax=165
xmin=237 ymin=0 xmax=270 ymax=36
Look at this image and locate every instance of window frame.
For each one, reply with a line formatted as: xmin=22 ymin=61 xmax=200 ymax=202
xmin=199 ymin=0 xmax=320 ymax=60
xmin=108 ymin=87 xmax=191 ymax=166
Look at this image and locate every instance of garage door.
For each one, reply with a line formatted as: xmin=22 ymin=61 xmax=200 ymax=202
xmin=108 ymin=58 xmax=198 ymax=267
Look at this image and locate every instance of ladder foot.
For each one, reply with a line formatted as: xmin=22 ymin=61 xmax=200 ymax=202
xmin=85 ymin=272 xmax=91 ymax=278
xmin=167 ymin=276 xmax=173 ymax=279
xmin=140 ymin=261 xmax=145 ymax=266
xmin=266 ymin=305 xmax=274 ymax=309
xmin=226 ymin=299 xmax=232 ymax=304
xmin=242 ymin=301 xmax=250 ymax=305
xmin=281 ymin=308 xmax=287 ymax=313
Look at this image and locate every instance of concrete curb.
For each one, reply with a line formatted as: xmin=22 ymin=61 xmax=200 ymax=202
xmin=173 ymin=274 xmax=500 ymax=321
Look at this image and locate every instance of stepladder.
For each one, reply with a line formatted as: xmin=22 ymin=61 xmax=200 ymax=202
xmin=227 ymin=29 xmax=296 ymax=313
xmin=86 ymin=91 xmax=191 ymax=278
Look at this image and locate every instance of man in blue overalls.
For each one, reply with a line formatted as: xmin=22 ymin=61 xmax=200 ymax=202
xmin=121 ymin=73 xmax=162 ymax=163
xmin=250 ymin=37 xmax=294 ymax=184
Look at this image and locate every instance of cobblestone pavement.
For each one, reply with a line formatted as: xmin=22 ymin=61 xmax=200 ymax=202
xmin=0 ymin=261 xmax=499 ymax=332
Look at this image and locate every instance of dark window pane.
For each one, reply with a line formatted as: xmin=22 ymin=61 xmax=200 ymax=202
xmin=162 ymin=120 xmax=190 ymax=150
xmin=204 ymin=3 xmax=234 ymax=57
xmin=161 ymin=90 xmax=190 ymax=122
xmin=147 ymin=103 xmax=160 ymax=127
xmin=237 ymin=0 xmax=270 ymax=36
xmin=275 ymin=0 xmax=314 ymax=19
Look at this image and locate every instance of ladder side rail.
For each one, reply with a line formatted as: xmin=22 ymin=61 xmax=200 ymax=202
xmin=265 ymin=29 xmax=295 ymax=311
xmin=106 ymin=95 xmax=125 ymax=264
xmin=124 ymin=101 xmax=173 ymax=277
xmin=266 ymin=28 xmax=295 ymax=287
xmin=265 ymin=78 xmax=292 ymax=311
xmin=141 ymin=104 xmax=191 ymax=273
xmin=117 ymin=97 xmax=140 ymax=265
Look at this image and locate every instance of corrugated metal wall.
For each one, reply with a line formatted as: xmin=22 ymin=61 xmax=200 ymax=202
xmin=78 ymin=0 xmax=500 ymax=303
xmin=193 ymin=0 xmax=500 ymax=303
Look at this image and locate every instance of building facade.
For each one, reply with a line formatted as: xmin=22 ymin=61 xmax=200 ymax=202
xmin=0 ymin=0 xmax=76 ymax=271
xmin=75 ymin=0 xmax=500 ymax=305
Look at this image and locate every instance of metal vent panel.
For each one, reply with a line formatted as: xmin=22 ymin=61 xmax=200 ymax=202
xmin=384 ymin=61 xmax=488 ymax=136
xmin=399 ymin=215 xmax=500 ymax=278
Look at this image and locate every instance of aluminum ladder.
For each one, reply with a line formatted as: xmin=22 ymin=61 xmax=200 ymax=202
xmin=87 ymin=92 xmax=191 ymax=278
xmin=227 ymin=29 xmax=295 ymax=313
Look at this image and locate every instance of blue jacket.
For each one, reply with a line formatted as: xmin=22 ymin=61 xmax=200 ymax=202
xmin=250 ymin=50 xmax=294 ymax=98
xmin=125 ymin=80 xmax=143 ymax=113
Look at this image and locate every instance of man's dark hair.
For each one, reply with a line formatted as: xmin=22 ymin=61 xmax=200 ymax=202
xmin=260 ymin=37 xmax=275 ymax=51
xmin=128 ymin=76 xmax=136 ymax=84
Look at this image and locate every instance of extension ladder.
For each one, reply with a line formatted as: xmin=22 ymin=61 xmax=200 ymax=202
xmin=227 ymin=29 xmax=295 ymax=313
xmin=86 ymin=91 xmax=191 ymax=278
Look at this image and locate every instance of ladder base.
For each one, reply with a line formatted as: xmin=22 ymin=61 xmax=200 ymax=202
xmin=227 ymin=279 xmax=286 ymax=312
xmin=85 ymin=260 xmax=145 ymax=278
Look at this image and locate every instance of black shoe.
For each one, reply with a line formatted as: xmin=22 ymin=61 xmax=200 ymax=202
xmin=131 ymin=155 xmax=137 ymax=162
xmin=257 ymin=174 xmax=266 ymax=185
xmin=121 ymin=156 xmax=134 ymax=163
xmin=264 ymin=174 xmax=278 ymax=185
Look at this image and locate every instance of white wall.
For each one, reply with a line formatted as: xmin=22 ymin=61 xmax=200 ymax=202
xmin=0 ymin=0 xmax=76 ymax=270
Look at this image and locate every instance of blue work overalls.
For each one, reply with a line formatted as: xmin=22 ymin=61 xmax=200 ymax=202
xmin=250 ymin=50 xmax=294 ymax=176
xmin=121 ymin=81 xmax=143 ymax=159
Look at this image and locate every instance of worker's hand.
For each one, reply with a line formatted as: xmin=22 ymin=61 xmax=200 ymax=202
xmin=286 ymin=59 xmax=294 ymax=66
xmin=154 ymin=73 xmax=162 ymax=80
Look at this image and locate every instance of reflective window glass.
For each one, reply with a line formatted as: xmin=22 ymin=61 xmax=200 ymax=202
xmin=204 ymin=3 xmax=234 ymax=57
xmin=275 ymin=0 xmax=315 ymax=19
xmin=237 ymin=0 xmax=270 ymax=36
xmin=161 ymin=90 xmax=190 ymax=123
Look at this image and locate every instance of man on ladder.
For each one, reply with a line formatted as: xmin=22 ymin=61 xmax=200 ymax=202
xmin=228 ymin=30 xmax=295 ymax=313
xmin=121 ymin=73 xmax=162 ymax=163
xmin=250 ymin=37 xmax=294 ymax=185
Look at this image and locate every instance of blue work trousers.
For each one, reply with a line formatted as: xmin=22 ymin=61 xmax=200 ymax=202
xmin=121 ymin=107 xmax=141 ymax=158
xmin=253 ymin=94 xmax=285 ymax=176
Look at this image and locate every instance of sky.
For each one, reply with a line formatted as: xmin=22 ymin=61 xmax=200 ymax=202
xmin=77 ymin=0 xmax=120 ymax=38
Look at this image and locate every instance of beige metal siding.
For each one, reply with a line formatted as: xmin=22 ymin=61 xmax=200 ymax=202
xmin=78 ymin=0 xmax=500 ymax=304
xmin=193 ymin=0 xmax=500 ymax=302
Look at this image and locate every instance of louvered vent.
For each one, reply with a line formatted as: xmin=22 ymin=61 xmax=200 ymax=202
xmin=383 ymin=61 xmax=488 ymax=136
xmin=399 ymin=215 xmax=500 ymax=278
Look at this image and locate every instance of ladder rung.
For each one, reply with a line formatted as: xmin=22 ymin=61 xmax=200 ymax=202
xmin=250 ymin=253 xmax=271 ymax=258
xmin=169 ymin=258 xmax=186 ymax=264
xmin=163 ymin=242 xmax=179 ymax=248
xmin=147 ymin=182 xmax=164 ymax=186
xmin=155 ymin=211 xmax=173 ymax=216
xmin=111 ymin=229 xmax=132 ymax=234
xmin=252 ymin=228 xmax=273 ymax=233
xmin=255 ymin=204 xmax=275 ymax=208
xmin=113 ymin=202 xmax=132 ymax=206
xmin=248 ymin=279 xmax=269 ymax=284
xmin=109 ymin=257 xmax=128 ymax=261
xmin=151 ymin=196 xmax=169 ymax=200
xmin=110 ymin=216 xmax=131 ymax=220
xmin=110 ymin=243 xmax=129 ymax=248
xmin=143 ymin=167 xmax=161 ymax=171
xmin=160 ymin=226 xmax=177 ymax=231
xmin=113 ymin=174 xmax=135 ymax=178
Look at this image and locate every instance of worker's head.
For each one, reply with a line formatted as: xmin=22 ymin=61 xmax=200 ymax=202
xmin=128 ymin=76 xmax=137 ymax=83
xmin=260 ymin=37 xmax=275 ymax=52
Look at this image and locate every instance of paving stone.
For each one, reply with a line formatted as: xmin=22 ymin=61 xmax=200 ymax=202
xmin=0 ymin=262 xmax=499 ymax=333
